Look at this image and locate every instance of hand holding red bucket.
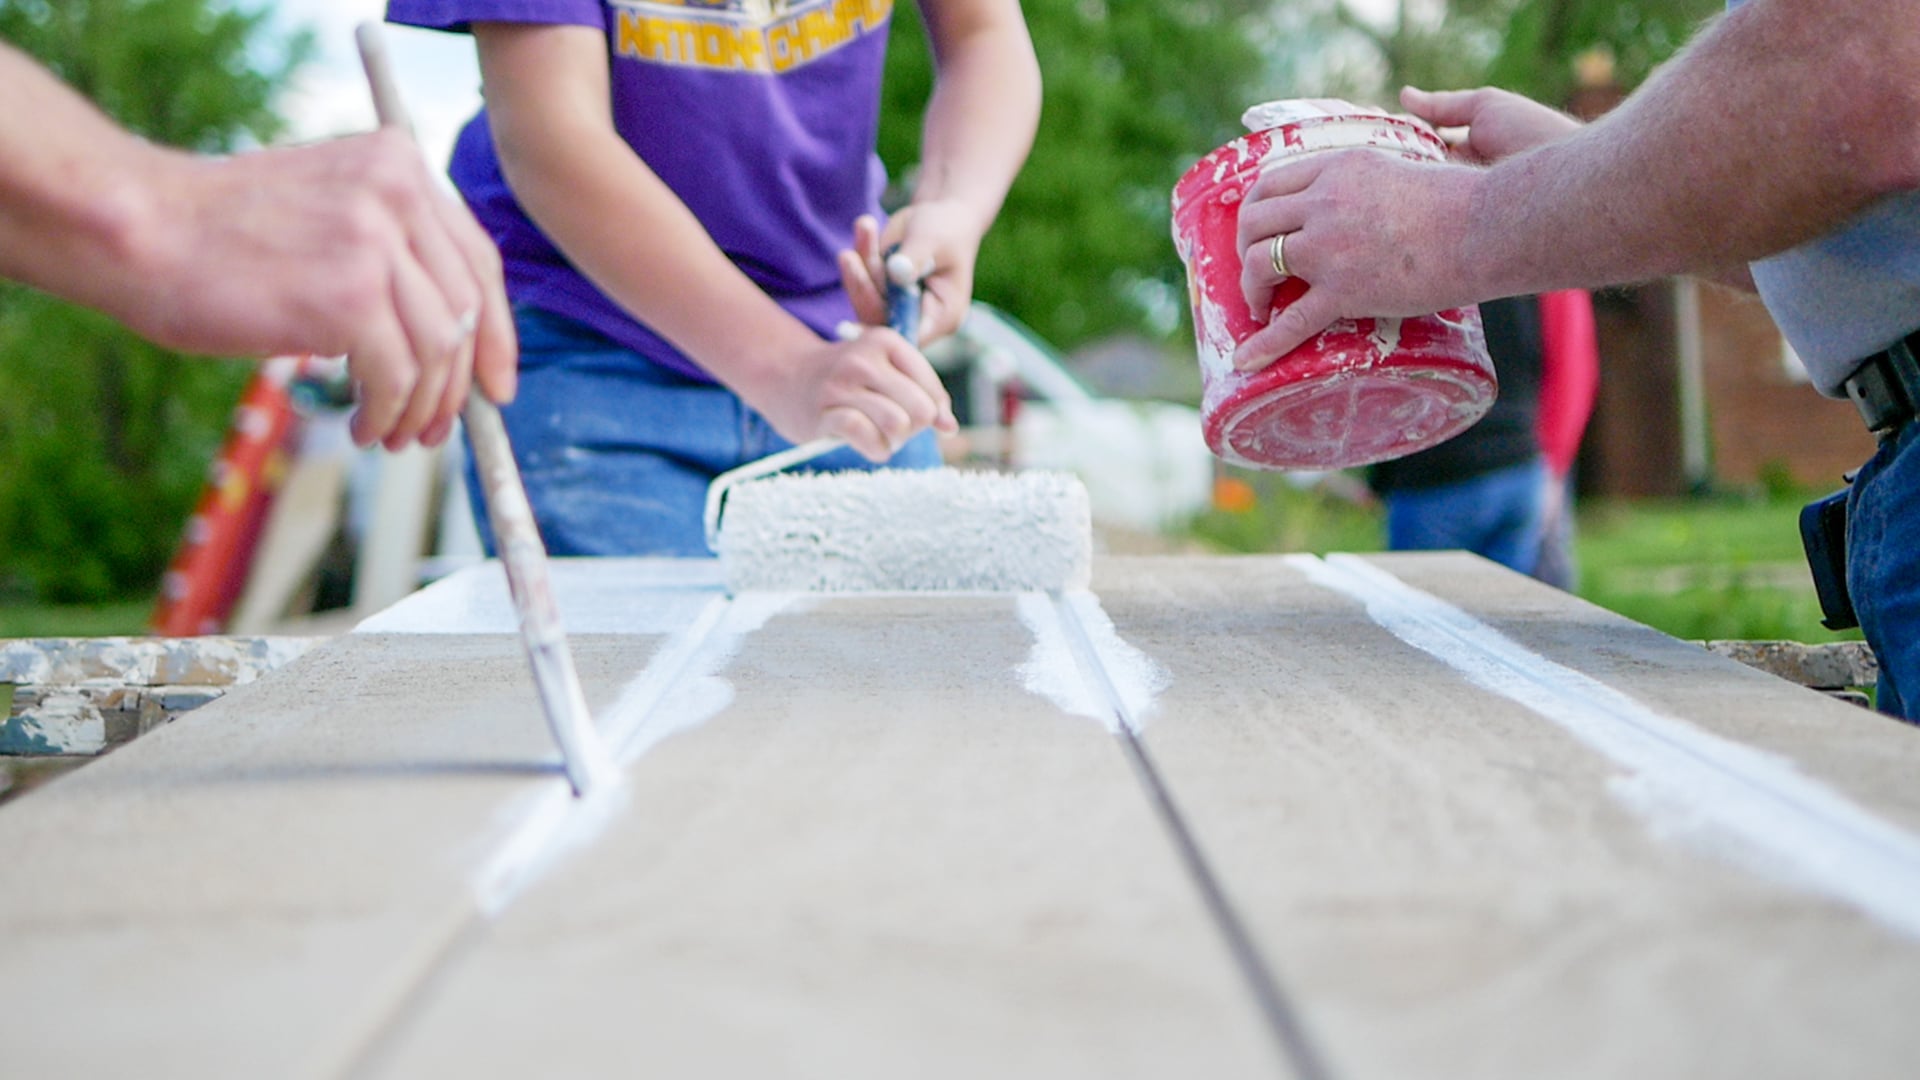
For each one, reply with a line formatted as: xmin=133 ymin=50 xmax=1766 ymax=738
xmin=1172 ymin=101 xmax=1496 ymax=470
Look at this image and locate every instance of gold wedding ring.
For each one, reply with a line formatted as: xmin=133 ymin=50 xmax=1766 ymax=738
xmin=1269 ymin=233 xmax=1289 ymax=279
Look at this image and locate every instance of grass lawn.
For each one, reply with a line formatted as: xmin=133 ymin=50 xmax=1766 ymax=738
xmin=1189 ymin=471 xmax=1853 ymax=645
xmin=1575 ymin=496 xmax=1854 ymax=644
xmin=0 ymin=599 xmax=153 ymax=638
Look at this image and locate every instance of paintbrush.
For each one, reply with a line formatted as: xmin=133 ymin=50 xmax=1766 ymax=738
xmin=356 ymin=21 xmax=612 ymax=797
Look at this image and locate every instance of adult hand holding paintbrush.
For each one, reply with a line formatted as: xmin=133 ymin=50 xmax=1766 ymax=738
xmin=358 ymin=22 xmax=612 ymax=798
xmin=0 ymin=39 xmax=514 ymax=453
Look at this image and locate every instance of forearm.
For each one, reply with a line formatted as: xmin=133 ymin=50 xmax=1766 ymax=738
xmin=0 ymin=42 xmax=177 ymax=321
xmin=1468 ymin=0 xmax=1920 ymax=298
xmin=913 ymin=0 xmax=1040 ymax=232
xmin=478 ymin=28 xmax=812 ymax=402
xmin=476 ymin=22 xmax=954 ymax=457
xmin=0 ymin=42 xmax=517 ymax=449
xmin=494 ymin=118 xmax=811 ymax=396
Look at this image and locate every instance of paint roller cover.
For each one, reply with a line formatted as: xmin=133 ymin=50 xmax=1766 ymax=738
xmin=717 ymin=469 xmax=1094 ymax=593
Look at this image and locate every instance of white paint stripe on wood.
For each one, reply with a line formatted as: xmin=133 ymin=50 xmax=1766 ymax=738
xmin=1294 ymin=552 xmax=1920 ymax=942
xmin=471 ymin=589 xmax=1165 ymax=919
xmin=473 ymin=593 xmax=779 ymax=915
xmin=1016 ymin=591 xmax=1168 ymax=733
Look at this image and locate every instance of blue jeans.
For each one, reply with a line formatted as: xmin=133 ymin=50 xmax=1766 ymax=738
xmin=1847 ymin=421 xmax=1920 ymax=721
xmin=1531 ymin=473 xmax=1580 ymax=592
xmin=464 ymin=306 xmax=940 ymax=557
xmin=1384 ymin=457 xmax=1551 ymax=577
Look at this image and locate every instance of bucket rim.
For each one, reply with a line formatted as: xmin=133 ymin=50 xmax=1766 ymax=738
xmin=1175 ymin=112 xmax=1447 ymax=197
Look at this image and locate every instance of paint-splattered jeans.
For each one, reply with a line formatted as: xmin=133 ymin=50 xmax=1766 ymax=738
xmin=463 ymin=305 xmax=940 ymax=558
xmin=1847 ymin=419 xmax=1920 ymax=721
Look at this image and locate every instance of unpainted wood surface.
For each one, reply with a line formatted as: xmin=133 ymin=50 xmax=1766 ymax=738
xmin=0 ymin=633 xmax=660 ymax=1080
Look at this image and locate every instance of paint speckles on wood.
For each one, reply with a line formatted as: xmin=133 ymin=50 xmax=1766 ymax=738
xmin=0 ymin=637 xmax=319 ymax=687
xmin=2 ymin=637 xmax=321 ymax=757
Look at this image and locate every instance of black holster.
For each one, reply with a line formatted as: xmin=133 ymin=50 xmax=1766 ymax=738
xmin=1800 ymin=487 xmax=1857 ymax=631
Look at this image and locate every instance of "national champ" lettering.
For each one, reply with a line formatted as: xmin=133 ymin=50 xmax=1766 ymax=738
xmin=614 ymin=0 xmax=895 ymax=74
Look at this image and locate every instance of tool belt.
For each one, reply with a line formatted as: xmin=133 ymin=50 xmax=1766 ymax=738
xmin=1843 ymin=328 xmax=1920 ymax=439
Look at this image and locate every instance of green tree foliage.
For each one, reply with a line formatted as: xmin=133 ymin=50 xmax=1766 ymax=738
xmin=1284 ymin=0 xmax=1515 ymax=101
xmin=0 ymin=1 xmax=310 ymax=603
xmin=875 ymin=1 xmax=1716 ymax=363
xmin=879 ymin=0 xmax=1267 ymax=351
xmin=1256 ymin=0 xmax=1721 ymax=109
xmin=1486 ymin=0 xmax=1721 ymax=103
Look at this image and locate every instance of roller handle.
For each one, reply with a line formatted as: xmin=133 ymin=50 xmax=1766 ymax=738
xmin=703 ymin=249 xmax=929 ymax=554
xmin=884 ymin=247 xmax=923 ymax=343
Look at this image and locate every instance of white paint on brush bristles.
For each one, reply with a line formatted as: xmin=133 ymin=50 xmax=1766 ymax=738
xmin=1292 ymin=552 xmax=1920 ymax=942
xmin=472 ymin=593 xmax=793 ymax=914
xmin=1016 ymin=591 xmax=1168 ymax=734
xmin=716 ymin=468 xmax=1092 ymax=594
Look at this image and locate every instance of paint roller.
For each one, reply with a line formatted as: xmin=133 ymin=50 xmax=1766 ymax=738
xmin=704 ymin=252 xmax=1093 ymax=594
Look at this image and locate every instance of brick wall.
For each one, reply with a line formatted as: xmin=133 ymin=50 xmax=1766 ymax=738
xmin=1697 ymin=284 xmax=1876 ymax=490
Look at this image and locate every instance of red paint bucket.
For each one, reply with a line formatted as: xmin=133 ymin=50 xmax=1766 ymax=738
xmin=1172 ymin=109 xmax=1496 ymax=470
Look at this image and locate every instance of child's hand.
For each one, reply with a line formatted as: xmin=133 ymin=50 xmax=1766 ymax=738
xmin=755 ymin=326 xmax=959 ymax=463
xmin=837 ymin=203 xmax=983 ymax=345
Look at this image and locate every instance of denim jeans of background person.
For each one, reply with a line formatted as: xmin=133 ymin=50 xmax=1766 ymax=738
xmin=1369 ymin=293 xmax=1594 ymax=587
xmin=464 ymin=307 xmax=939 ymax=557
xmin=1381 ymin=458 xmax=1551 ymax=575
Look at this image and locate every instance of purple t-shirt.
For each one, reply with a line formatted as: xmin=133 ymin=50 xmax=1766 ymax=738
xmin=386 ymin=0 xmax=895 ymax=381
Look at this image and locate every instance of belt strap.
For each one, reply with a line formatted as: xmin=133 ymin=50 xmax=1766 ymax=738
xmin=1844 ymin=329 xmax=1920 ymax=438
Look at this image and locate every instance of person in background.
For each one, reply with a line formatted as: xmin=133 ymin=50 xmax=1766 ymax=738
xmin=0 ymin=39 xmax=516 ymax=452
xmin=1233 ymin=0 xmax=1918 ymax=718
xmin=386 ymin=1 xmax=1042 ymax=557
xmin=1366 ymin=290 xmax=1596 ymax=590
xmin=1532 ymin=289 xmax=1600 ymax=590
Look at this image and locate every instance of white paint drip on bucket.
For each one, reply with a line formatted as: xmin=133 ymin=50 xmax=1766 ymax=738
xmin=1016 ymin=591 xmax=1168 ymax=733
xmin=1291 ymin=552 xmax=1920 ymax=942
xmin=472 ymin=593 xmax=796 ymax=914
